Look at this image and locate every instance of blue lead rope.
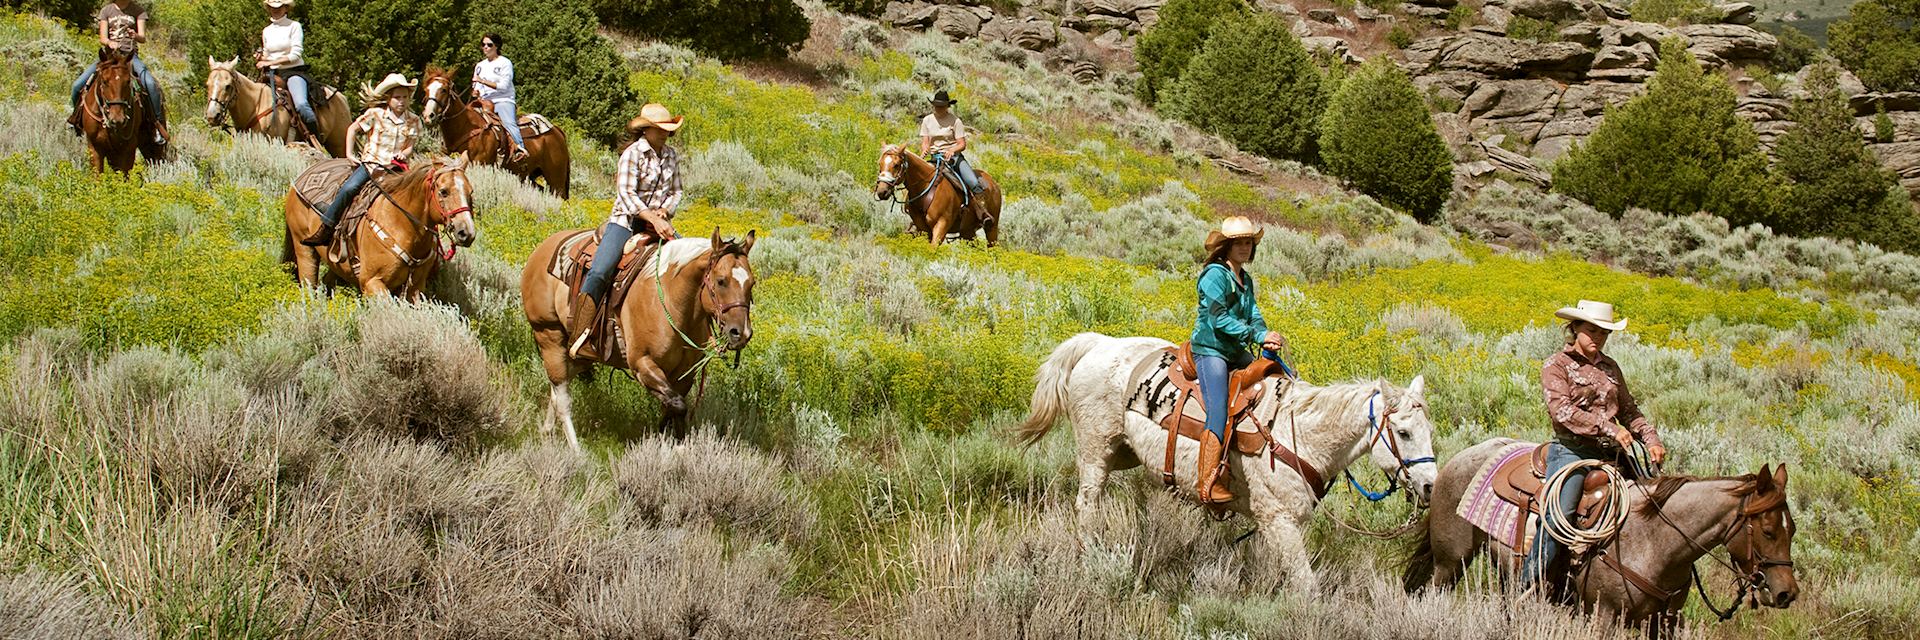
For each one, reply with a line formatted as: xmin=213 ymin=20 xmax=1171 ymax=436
xmin=1344 ymin=391 xmax=1439 ymax=502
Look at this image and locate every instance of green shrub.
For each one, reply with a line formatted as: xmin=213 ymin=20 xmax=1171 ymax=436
xmin=1829 ymin=0 xmax=1920 ymax=92
xmin=3 ymin=0 xmax=93 ymax=27
xmin=1631 ymin=0 xmax=1715 ymax=24
xmin=1444 ymin=4 xmax=1472 ymax=30
xmin=464 ymin=0 xmax=636 ymax=146
xmin=1553 ymin=39 xmax=1779 ymax=225
xmin=594 ymin=0 xmax=810 ymax=60
xmin=1133 ymin=0 xmax=1246 ymax=106
xmin=1505 ymin=16 xmax=1561 ymax=42
xmin=1318 ymin=59 xmax=1454 ymax=222
xmin=822 ymin=0 xmax=887 ymax=17
xmin=1770 ymin=24 xmax=1817 ymax=73
xmin=1774 ymin=64 xmax=1915 ymax=251
xmin=1876 ymin=104 xmax=1896 ymax=143
xmin=301 ymin=0 xmax=470 ymax=90
xmin=1165 ymin=13 xmax=1326 ymax=162
xmin=1386 ymin=24 xmax=1415 ymax=50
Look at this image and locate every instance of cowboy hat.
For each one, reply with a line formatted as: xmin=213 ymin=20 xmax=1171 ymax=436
xmin=370 ymin=73 xmax=417 ymax=97
xmin=1555 ymin=300 xmax=1628 ymax=332
xmin=626 ymin=103 xmax=685 ymax=136
xmin=262 ymin=0 xmax=294 ymax=8
xmin=1203 ymin=216 xmax=1264 ymax=262
xmin=929 ymin=90 xmax=956 ymax=107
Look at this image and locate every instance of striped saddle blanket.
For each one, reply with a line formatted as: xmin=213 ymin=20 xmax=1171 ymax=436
xmin=1458 ymin=440 xmax=1537 ymax=550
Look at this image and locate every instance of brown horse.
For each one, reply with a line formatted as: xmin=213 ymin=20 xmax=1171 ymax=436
xmin=79 ymin=48 xmax=164 ymax=173
xmin=419 ymin=68 xmax=571 ymax=198
xmin=520 ymin=230 xmax=757 ymax=449
xmin=204 ymin=57 xmax=351 ymax=157
xmin=872 ymin=143 xmax=1001 ymax=247
xmin=281 ymin=155 xmax=479 ymax=299
xmin=1406 ymin=438 xmax=1799 ymax=637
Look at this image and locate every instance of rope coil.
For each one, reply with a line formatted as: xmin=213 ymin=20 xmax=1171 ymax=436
xmin=1537 ymin=459 xmax=1628 ymax=554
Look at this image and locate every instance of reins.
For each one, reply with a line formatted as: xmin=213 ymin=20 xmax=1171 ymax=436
xmin=649 ymin=243 xmax=751 ymax=412
xmin=1321 ymin=391 xmax=1433 ymax=539
xmin=1633 ymin=481 xmax=1793 ymax=622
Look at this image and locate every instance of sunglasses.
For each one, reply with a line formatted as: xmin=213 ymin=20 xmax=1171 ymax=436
xmin=482 ymin=42 xmax=497 ymax=48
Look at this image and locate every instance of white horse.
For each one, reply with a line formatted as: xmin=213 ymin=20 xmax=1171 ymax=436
xmin=1015 ymin=332 xmax=1441 ymax=592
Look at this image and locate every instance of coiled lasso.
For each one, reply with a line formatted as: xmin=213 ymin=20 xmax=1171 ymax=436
xmin=1537 ymin=460 xmax=1629 ymax=553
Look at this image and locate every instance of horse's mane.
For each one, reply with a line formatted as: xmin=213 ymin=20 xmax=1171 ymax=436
xmin=386 ymin=159 xmax=442 ymax=193
xmin=646 ymin=236 xmax=752 ymax=278
xmin=1636 ymin=473 xmax=1786 ymax=516
xmin=423 ymin=66 xmax=454 ymax=84
xmin=1270 ymin=378 xmax=1390 ymax=437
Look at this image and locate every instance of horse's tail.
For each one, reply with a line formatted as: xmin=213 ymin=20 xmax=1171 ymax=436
xmin=281 ymin=223 xmax=294 ymax=265
xmin=1014 ymin=332 xmax=1109 ymax=447
xmin=1401 ymin=512 xmax=1435 ymax=593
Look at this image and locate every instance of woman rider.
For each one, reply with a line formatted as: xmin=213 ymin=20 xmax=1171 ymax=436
xmin=1191 ymin=216 xmax=1288 ymax=503
xmin=471 ymin=32 xmax=528 ymax=162
xmin=1523 ymin=300 xmax=1669 ymax=589
xmin=917 ymin=89 xmax=990 ymax=222
xmin=305 ymin=74 xmax=420 ymax=247
xmin=568 ymin=103 xmax=685 ymax=359
xmin=68 ymin=0 xmax=169 ymax=146
xmin=257 ymin=0 xmax=324 ymax=146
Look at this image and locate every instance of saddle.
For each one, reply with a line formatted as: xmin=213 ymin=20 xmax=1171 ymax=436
xmin=1490 ymin=444 xmax=1616 ymax=542
xmin=1131 ymin=343 xmax=1320 ymax=499
xmin=290 ymin=158 xmax=400 ymax=258
xmin=266 ymin=72 xmax=337 ymax=140
xmin=548 ymin=229 xmax=661 ymax=363
xmin=473 ymin=99 xmax=556 ymax=159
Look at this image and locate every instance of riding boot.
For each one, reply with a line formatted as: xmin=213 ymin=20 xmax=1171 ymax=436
xmin=67 ymin=108 xmax=83 ymax=136
xmin=151 ymin=119 xmax=171 ymax=147
xmin=566 ymin=294 xmax=602 ymax=360
xmin=1196 ymin=431 xmax=1236 ymax=504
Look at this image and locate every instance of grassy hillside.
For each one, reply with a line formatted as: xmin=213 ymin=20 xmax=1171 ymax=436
xmin=3 ymin=6 xmax=1920 ymax=638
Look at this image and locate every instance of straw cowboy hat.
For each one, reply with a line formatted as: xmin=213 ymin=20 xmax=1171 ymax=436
xmin=370 ymin=73 xmax=417 ymax=97
xmin=262 ymin=0 xmax=294 ymax=8
xmin=626 ymin=103 xmax=685 ymax=137
xmin=929 ymin=89 xmax=956 ymax=107
xmin=1203 ymin=216 xmax=1264 ymax=262
xmin=1555 ymin=300 xmax=1628 ymax=332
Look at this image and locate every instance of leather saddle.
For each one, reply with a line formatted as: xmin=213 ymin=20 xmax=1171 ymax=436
xmin=290 ymin=158 xmax=401 ymax=252
xmin=550 ymin=229 xmax=662 ymax=362
xmin=1492 ymin=444 xmax=1615 ymax=531
xmin=266 ymin=72 xmax=336 ymax=139
xmin=1158 ymin=342 xmax=1285 ymax=451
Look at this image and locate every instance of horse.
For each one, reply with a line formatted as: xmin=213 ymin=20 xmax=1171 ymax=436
xmin=281 ymin=155 xmax=478 ymax=300
xmin=1014 ymin=333 xmax=1440 ymax=592
xmin=1404 ymin=437 xmax=1799 ymax=636
xmin=79 ymin=48 xmax=164 ymax=174
xmin=204 ymin=57 xmax=350 ymax=157
xmin=872 ymin=143 xmax=1002 ymax=247
xmin=419 ymin=67 xmax=571 ymax=198
xmin=520 ymin=229 xmax=757 ymax=450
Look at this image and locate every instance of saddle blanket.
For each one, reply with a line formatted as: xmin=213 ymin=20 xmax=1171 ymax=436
xmin=517 ymin=113 xmax=556 ymax=137
xmin=1458 ymin=440 xmax=1537 ymax=550
xmin=290 ymin=158 xmax=384 ymax=253
xmin=1125 ymin=352 xmax=1281 ymax=452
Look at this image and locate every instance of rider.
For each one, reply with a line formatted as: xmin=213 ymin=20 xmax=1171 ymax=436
xmin=257 ymin=0 xmax=324 ymax=146
xmin=471 ymin=32 xmax=528 ymax=162
xmin=306 ymin=74 xmax=420 ymax=247
xmin=917 ymin=89 xmax=990 ymax=222
xmin=568 ymin=102 xmax=685 ymax=359
xmin=1523 ymin=300 xmax=1669 ymax=589
xmin=68 ymin=0 xmax=169 ymax=146
xmin=1191 ymin=216 xmax=1288 ymax=504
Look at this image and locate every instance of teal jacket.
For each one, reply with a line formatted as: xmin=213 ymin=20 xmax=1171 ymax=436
xmin=1191 ymin=262 xmax=1268 ymax=360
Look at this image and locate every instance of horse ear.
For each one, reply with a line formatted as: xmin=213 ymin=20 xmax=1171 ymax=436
xmin=450 ymin=152 xmax=467 ymax=169
xmin=1408 ymin=375 xmax=1425 ymax=398
xmin=1755 ymin=464 xmax=1775 ymax=492
xmin=1773 ymin=464 xmax=1788 ymax=489
xmin=225 ymin=56 xmax=239 ymax=68
xmin=208 ymin=55 xmax=217 ymax=68
xmin=741 ymin=229 xmax=756 ymax=254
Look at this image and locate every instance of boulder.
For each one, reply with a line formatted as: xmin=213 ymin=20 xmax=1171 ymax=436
xmin=1404 ymin=36 xmax=1453 ymax=68
xmin=1590 ymin=42 xmax=1656 ymax=70
xmin=1354 ymin=5 xmax=1387 ymax=21
xmin=1736 ymin=96 xmax=1791 ymax=122
xmin=1604 ymin=21 xmax=1675 ymax=48
xmin=1516 ymin=41 xmax=1595 ymax=74
xmin=1479 ymin=4 xmax=1514 ymax=33
xmin=1481 ymin=140 xmax=1552 ymax=186
xmin=1509 ymin=0 xmax=1589 ymax=21
xmin=1676 ymin=24 xmax=1777 ymax=64
xmin=884 ymin=1 xmax=942 ymax=29
xmin=1080 ymin=13 xmax=1139 ymax=32
xmin=1596 ymin=1 xmax=1631 ymax=18
xmin=1586 ymin=68 xmax=1656 ymax=82
xmin=991 ymin=17 xmax=1058 ymax=51
xmin=1085 ymin=0 xmax=1164 ymax=17
xmin=1415 ymin=71 xmax=1485 ymax=107
xmin=1412 ymin=0 xmax=1459 ymax=6
xmin=1401 ymin=3 xmax=1453 ymax=19
xmin=1291 ymin=18 xmax=1315 ymax=38
xmin=1869 ymin=141 xmax=1920 ymax=196
xmin=934 ymin=5 xmax=984 ymax=39
xmin=1713 ymin=2 xmax=1756 ymax=24
xmin=1308 ymin=8 xmax=1341 ymax=23
xmin=1559 ymin=81 xmax=1643 ymax=115
xmin=1851 ymin=92 xmax=1920 ymax=117
xmin=1435 ymin=35 xmax=1524 ymax=77
xmin=1464 ymin=78 xmax=1565 ymax=120
xmin=967 ymin=5 xmax=994 ymax=20
xmin=1558 ymin=22 xmax=1604 ymax=47
xmin=1302 ymin=36 xmax=1364 ymax=64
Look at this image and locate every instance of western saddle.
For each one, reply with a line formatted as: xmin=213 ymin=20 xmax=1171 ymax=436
xmin=1491 ymin=443 xmax=1617 ymax=551
xmin=1142 ymin=343 xmax=1322 ymax=501
xmin=549 ymin=228 xmax=661 ymax=362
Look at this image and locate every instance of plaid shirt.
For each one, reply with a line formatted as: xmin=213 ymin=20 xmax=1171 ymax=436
xmin=353 ymin=107 xmax=421 ymax=165
xmin=1541 ymin=345 xmax=1661 ymax=451
xmin=612 ymin=139 xmax=682 ymax=225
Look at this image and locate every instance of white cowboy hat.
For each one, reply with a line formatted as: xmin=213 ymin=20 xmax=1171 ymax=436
xmin=1555 ymin=300 xmax=1628 ymax=332
xmin=262 ymin=0 xmax=294 ymax=8
xmin=1203 ymin=216 xmax=1264 ymax=261
xmin=370 ymin=73 xmax=418 ymax=98
xmin=626 ymin=103 xmax=685 ymax=135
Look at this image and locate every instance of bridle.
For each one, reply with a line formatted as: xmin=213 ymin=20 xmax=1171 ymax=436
xmin=877 ymin=148 xmax=944 ymax=208
xmin=365 ymin=163 xmax=472 ymax=269
xmin=91 ymin=59 xmax=137 ymax=130
xmin=1630 ymin=480 xmax=1795 ymax=623
xmin=1350 ymin=390 xmax=1437 ymax=498
xmin=651 ymin=244 xmax=754 ymax=410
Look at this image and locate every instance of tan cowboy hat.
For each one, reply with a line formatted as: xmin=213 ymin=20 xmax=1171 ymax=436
xmin=262 ymin=0 xmax=294 ymax=8
xmin=626 ymin=103 xmax=685 ymax=136
xmin=1203 ymin=216 xmax=1264 ymax=262
xmin=370 ymin=73 xmax=417 ymax=97
xmin=1555 ymin=300 xmax=1628 ymax=332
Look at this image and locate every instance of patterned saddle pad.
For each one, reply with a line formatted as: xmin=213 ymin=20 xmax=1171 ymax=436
xmin=291 ymin=158 xmax=386 ymax=255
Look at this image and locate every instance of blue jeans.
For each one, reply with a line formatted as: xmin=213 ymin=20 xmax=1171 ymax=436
xmin=493 ymin=100 xmax=525 ymax=148
xmin=930 ymin=152 xmax=982 ymax=194
xmin=72 ymin=56 xmax=165 ymax=119
xmin=1196 ymin=351 xmax=1253 ymax=442
xmin=321 ymin=164 xmax=371 ymax=227
xmin=1522 ymin=442 xmax=1598 ymax=585
xmin=283 ymin=74 xmax=319 ymax=134
xmin=581 ymin=221 xmax=632 ymax=301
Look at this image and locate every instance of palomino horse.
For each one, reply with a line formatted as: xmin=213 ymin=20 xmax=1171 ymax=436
xmin=520 ymin=230 xmax=757 ymax=449
xmin=281 ymin=155 xmax=478 ymax=299
xmin=204 ymin=57 xmax=350 ymax=157
xmin=1405 ymin=437 xmax=1799 ymax=635
xmin=419 ymin=68 xmax=571 ymax=198
xmin=1015 ymin=333 xmax=1440 ymax=592
xmin=79 ymin=48 xmax=164 ymax=173
xmin=873 ymin=143 xmax=1002 ymax=247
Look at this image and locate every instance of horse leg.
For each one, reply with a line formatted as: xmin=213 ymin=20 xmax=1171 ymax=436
xmin=363 ymin=277 xmax=393 ymax=299
xmin=629 ymin=356 xmax=688 ymax=437
xmin=928 ymin=216 xmax=950 ymax=248
xmin=1074 ymin=456 xmax=1112 ymax=545
xmin=984 ymin=216 xmax=1000 ymax=248
xmin=1255 ymin=519 xmax=1318 ymax=594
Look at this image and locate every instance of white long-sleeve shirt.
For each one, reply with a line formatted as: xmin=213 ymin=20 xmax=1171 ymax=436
xmin=261 ymin=18 xmax=305 ymax=70
xmin=473 ymin=56 xmax=515 ymax=105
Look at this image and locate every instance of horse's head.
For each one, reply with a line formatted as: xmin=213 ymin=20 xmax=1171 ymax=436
xmin=701 ymin=228 xmax=757 ymax=352
xmin=1365 ymin=376 xmax=1439 ymax=508
xmin=204 ymin=57 xmax=239 ymax=128
xmin=94 ymin=48 xmax=138 ymax=131
xmin=420 ymin=67 xmax=454 ymax=123
xmin=427 ymin=154 xmax=478 ymax=247
xmin=874 ymin=143 xmax=909 ymax=200
xmin=1728 ymin=464 xmax=1799 ymax=609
